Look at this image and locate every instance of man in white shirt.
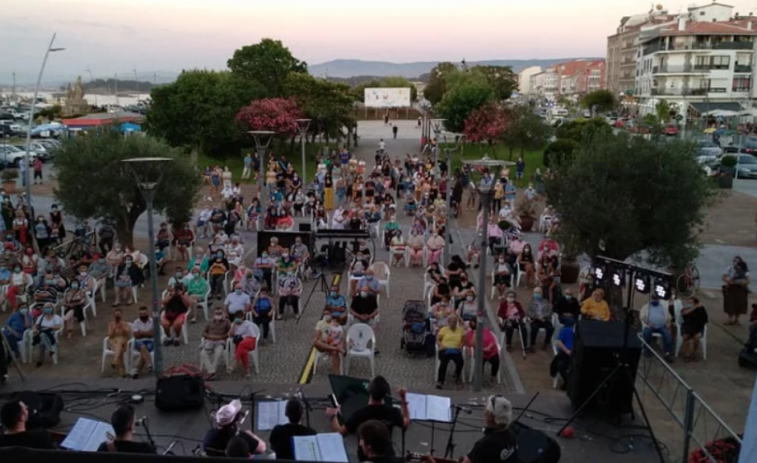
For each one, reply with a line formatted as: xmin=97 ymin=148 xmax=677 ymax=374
xmin=197 ymin=207 xmax=212 ymax=239
xmin=277 ymin=272 xmax=302 ymax=319
xmin=379 ymin=139 xmax=386 ymax=153
xmin=224 ymin=284 xmax=251 ymax=319
xmin=221 ymin=186 xmax=234 ymax=201
xmin=130 ymin=306 xmax=154 ymax=378
xmin=225 ymin=235 xmax=244 ymax=268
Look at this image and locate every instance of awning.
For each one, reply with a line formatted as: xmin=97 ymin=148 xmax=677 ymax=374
xmin=690 ymin=102 xmax=743 ymax=114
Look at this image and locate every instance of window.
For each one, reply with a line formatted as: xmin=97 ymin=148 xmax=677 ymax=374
xmin=700 ymin=79 xmax=711 ymax=89
xmin=733 ymin=76 xmax=751 ymax=91
xmin=694 ymin=55 xmax=730 ymax=69
xmin=700 ymin=11 xmax=705 ymax=16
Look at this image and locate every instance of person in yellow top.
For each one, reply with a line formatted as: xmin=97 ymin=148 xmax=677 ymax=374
xmin=436 ymin=314 xmax=465 ymax=389
xmin=580 ymin=289 xmax=611 ymax=321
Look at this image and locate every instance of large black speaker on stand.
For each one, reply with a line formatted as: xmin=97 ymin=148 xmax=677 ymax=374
xmin=567 ymin=320 xmax=641 ymax=416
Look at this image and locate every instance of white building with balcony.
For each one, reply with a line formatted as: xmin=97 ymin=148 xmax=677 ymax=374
xmin=529 ymin=69 xmax=559 ymax=100
xmin=635 ymin=3 xmax=757 ymax=123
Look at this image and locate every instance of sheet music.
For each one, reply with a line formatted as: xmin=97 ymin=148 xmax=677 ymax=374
xmin=257 ymin=401 xmax=288 ymax=431
xmin=425 ymin=394 xmax=452 ymax=423
xmin=316 ymin=433 xmax=348 ymax=463
xmin=60 ymin=418 xmax=115 ymax=451
xmin=292 ymin=435 xmax=320 ymax=461
xmin=405 ymin=392 xmax=428 ymax=421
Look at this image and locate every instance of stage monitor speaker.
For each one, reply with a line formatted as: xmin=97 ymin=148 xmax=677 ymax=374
xmin=155 ymin=375 xmax=205 ymax=411
xmin=13 ymin=391 xmax=64 ymax=429
xmin=511 ymin=422 xmax=561 ymax=463
xmin=567 ymin=320 xmax=641 ymax=416
xmin=298 ymin=223 xmax=312 ymax=232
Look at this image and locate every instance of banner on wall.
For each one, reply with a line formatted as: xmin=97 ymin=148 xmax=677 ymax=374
xmin=364 ymin=87 xmax=411 ymax=108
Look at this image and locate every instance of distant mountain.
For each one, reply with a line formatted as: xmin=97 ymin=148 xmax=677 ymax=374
xmin=308 ymin=58 xmax=603 ymax=79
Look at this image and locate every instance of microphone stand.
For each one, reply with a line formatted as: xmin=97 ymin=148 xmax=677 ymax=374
xmin=141 ymin=418 xmax=157 ymax=452
xmin=443 ymin=406 xmax=463 ymax=459
xmin=298 ymin=389 xmax=313 ymax=428
xmin=248 ymin=389 xmax=265 ymax=433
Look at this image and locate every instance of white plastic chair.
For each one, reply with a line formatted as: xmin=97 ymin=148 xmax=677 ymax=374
xmin=225 ymin=324 xmax=260 ymax=374
xmin=101 ymin=336 xmax=131 ymax=372
xmin=466 ymin=336 xmax=503 ymax=384
xmin=674 ymin=324 xmax=707 ymax=360
xmin=27 ymin=321 xmax=63 ymax=365
xmin=159 ymin=316 xmax=189 ymax=345
xmin=347 ymin=294 xmax=381 ymax=326
xmin=198 ymin=288 xmax=212 ymax=321
xmin=345 ymin=323 xmax=376 ymax=377
xmin=389 ymin=244 xmax=409 ymax=268
xmin=490 ymin=269 xmax=497 ymax=300
xmin=98 ymin=276 xmax=108 ymax=303
xmin=370 ymin=262 xmax=391 ymax=298
xmin=245 ymin=311 xmax=275 ymax=343
xmin=127 ymin=338 xmax=156 ymax=375
xmin=514 ymin=263 xmax=525 ymax=288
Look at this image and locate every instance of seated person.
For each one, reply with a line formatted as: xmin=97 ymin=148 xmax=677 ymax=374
xmin=383 ymin=219 xmax=400 ymax=249
xmin=269 ymin=399 xmax=317 ymax=460
xmin=277 ymin=250 xmax=297 ymax=275
xmin=550 ymin=316 xmax=576 ymax=388
xmin=188 ymin=246 xmax=210 ymax=274
xmin=175 ymin=224 xmax=196 ymax=261
xmin=350 ymin=269 xmax=380 ymax=325
xmin=153 ymin=244 xmax=168 ymax=276
xmin=130 ymin=306 xmax=154 ymax=378
xmin=290 ymin=237 xmax=310 ymax=265
xmin=252 ymin=288 xmax=275 ymax=342
xmin=526 ymin=287 xmax=553 ymax=352
xmin=277 ymin=271 xmax=302 ymax=319
xmin=97 ymin=404 xmax=156 ymax=454
xmin=33 ymin=274 xmax=58 ymax=305
xmin=88 ymin=254 xmax=111 ymax=280
xmin=2 ymin=305 xmax=32 ymax=359
xmin=553 ymin=288 xmax=580 ymax=324
xmin=436 ymin=314 xmax=465 ymax=389
xmin=459 ymin=292 xmax=478 ymax=321
xmin=640 ymin=294 xmax=674 ymax=361
xmin=167 ymin=266 xmax=189 ymax=288
xmin=161 ymin=284 xmax=190 ymax=346
xmin=464 ymin=318 xmax=500 ymax=381
xmin=225 ymin=283 xmax=252 ymax=320
xmin=185 ymin=268 xmax=210 ymax=323
xmin=200 ymin=307 xmax=230 ymax=381
xmin=312 ymin=308 xmax=345 ymax=374
xmin=538 ymin=236 xmax=560 ymax=258
xmin=580 ymin=289 xmax=611 ymax=321
xmin=227 ymin=311 xmax=259 ymax=379
xmin=202 ymin=400 xmax=266 ymax=456
xmin=326 ymin=285 xmax=348 ymax=325
xmin=254 ymin=251 xmax=275 ymax=291
xmin=389 ymin=231 xmax=406 ymax=267
xmin=498 ymin=292 xmax=526 ymax=352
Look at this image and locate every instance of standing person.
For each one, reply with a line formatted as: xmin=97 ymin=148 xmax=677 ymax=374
xmin=242 ymin=152 xmax=253 ymax=181
xmin=392 ymin=125 xmax=398 ymax=139
xmin=0 ymin=400 xmax=56 ymax=449
xmin=32 ymin=157 xmax=43 ymax=185
xmin=269 ymin=398 xmax=317 ymax=460
xmin=97 ymin=405 xmax=155 ymax=453
xmin=515 ymin=156 xmax=525 ymax=186
xmin=723 ymin=257 xmax=750 ymax=325
xmin=680 ymin=297 xmax=709 ymax=362
xmin=326 ymin=376 xmax=410 ymax=462
xmin=379 ymin=138 xmax=386 ymax=155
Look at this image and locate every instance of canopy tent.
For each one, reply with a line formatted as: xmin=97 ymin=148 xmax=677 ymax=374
xmin=689 ymin=102 xmax=745 ymax=115
xmin=62 ymin=111 xmax=144 ymax=128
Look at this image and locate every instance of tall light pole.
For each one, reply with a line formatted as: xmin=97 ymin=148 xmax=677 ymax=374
xmin=249 ymin=131 xmax=276 ymax=211
xmin=294 ymin=119 xmax=311 ymax=186
xmin=24 ymin=33 xmax=64 ymax=208
xmin=431 ymin=119 xmax=444 ymax=167
xmin=442 ymin=133 xmax=463 ymax=266
xmin=463 ymin=156 xmax=512 ymax=392
xmin=122 ymin=157 xmax=172 ymax=376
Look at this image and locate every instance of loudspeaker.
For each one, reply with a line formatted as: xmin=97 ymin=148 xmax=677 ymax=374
xmin=511 ymin=422 xmax=561 ymax=463
xmin=567 ymin=321 xmax=641 ymax=416
xmin=298 ymin=223 xmax=312 ymax=232
xmin=155 ymin=375 xmax=205 ymax=411
xmin=14 ymin=391 xmax=64 ymax=429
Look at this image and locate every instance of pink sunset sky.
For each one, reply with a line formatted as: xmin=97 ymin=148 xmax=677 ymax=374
xmin=1 ymin=0 xmax=756 ymax=82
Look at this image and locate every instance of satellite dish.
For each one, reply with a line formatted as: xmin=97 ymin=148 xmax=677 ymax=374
xmin=656 ymin=4 xmax=663 ymax=10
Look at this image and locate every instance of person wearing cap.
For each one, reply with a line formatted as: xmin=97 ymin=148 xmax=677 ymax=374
xmin=269 ymin=398 xmax=316 ymax=460
xmin=202 ymin=399 xmax=266 ymax=457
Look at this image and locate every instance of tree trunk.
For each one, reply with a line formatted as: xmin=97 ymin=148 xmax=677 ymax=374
xmin=508 ymin=146 xmax=514 ymax=161
xmin=115 ymin=207 xmax=144 ymax=249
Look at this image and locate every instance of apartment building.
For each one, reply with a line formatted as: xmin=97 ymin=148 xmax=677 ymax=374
xmin=606 ymin=9 xmax=676 ymax=94
xmin=529 ymin=69 xmax=559 ymax=100
xmin=518 ymin=66 xmax=542 ymax=94
xmin=636 ymin=2 xmax=757 ymax=123
xmin=527 ymin=60 xmax=605 ymax=99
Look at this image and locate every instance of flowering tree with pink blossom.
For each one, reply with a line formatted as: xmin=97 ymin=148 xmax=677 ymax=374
xmin=235 ymin=97 xmax=304 ymax=139
xmin=463 ymin=102 xmax=510 ymax=156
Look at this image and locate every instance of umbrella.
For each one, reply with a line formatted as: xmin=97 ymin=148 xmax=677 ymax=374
xmin=703 ymin=128 xmax=717 ymax=134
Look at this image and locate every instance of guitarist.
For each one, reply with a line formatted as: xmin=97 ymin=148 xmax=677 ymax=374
xmin=424 ymin=395 xmax=518 ymax=463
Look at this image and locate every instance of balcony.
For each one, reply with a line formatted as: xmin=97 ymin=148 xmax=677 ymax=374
xmin=735 ymin=64 xmax=753 ymax=73
xmin=693 ymin=41 xmax=754 ymax=50
xmin=650 ymin=88 xmax=726 ymax=96
xmin=652 ymin=64 xmax=707 ymax=74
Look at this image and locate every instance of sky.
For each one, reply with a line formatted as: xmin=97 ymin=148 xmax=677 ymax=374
xmin=3 ymin=0 xmax=757 ymax=83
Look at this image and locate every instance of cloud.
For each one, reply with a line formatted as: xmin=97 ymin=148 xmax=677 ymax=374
xmin=57 ymin=19 xmax=135 ymax=33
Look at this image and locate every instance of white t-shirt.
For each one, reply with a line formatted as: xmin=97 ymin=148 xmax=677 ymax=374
xmin=232 ymin=320 xmax=256 ymax=338
xmin=38 ymin=314 xmax=62 ymax=330
xmin=225 ymin=292 xmax=251 ymax=314
xmin=132 ymin=318 xmax=153 ymax=335
xmin=379 ymin=141 xmax=386 ymax=150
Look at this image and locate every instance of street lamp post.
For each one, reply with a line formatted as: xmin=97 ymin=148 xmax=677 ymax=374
xmin=294 ymin=119 xmax=312 ymax=187
xmin=431 ymin=119 xmax=445 ymax=167
xmin=442 ymin=133 xmax=463 ymax=266
xmin=463 ymin=155 xmax=513 ymax=392
xmin=24 ymin=33 xmax=64 ymax=208
xmin=122 ymin=157 xmax=172 ymax=376
xmin=248 ymin=131 xmax=276 ymax=211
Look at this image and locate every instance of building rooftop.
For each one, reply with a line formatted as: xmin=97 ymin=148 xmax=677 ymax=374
xmin=659 ymin=20 xmax=757 ymax=36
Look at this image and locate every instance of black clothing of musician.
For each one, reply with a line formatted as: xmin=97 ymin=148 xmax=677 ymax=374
xmin=203 ymin=426 xmax=259 ymax=456
xmin=0 ymin=430 xmax=56 ymax=449
xmin=269 ymin=423 xmax=316 ymax=460
xmin=467 ymin=427 xmax=518 ymax=463
xmin=97 ymin=440 xmax=155 ymax=454
xmin=346 ymin=405 xmax=403 ymax=462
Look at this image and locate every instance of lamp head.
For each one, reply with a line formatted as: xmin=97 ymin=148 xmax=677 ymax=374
xmin=248 ymin=130 xmax=276 ymax=150
xmin=294 ymin=119 xmax=312 ymax=133
xmin=122 ymin=157 xmax=172 ymax=191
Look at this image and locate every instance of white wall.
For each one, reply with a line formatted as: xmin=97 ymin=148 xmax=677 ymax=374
xmin=518 ymin=66 xmax=542 ymax=94
xmin=688 ymin=4 xmax=733 ymax=23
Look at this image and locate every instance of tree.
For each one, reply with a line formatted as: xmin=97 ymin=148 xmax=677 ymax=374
xmin=423 ymin=62 xmax=458 ymax=105
xmin=435 ymin=72 xmax=496 ymax=133
xmin=53 ymin=132 xmax=200 ymax=248
xmin=545 ymin=133 xmax=711 ymax=316
xmin=502 ymin=106 xmax=552 ymax=159
xmin=380 ymin=76 xmax=418 ymax=102
xmin=284 ymin=73 xmax=355 ymax=143
xmin=470 ymin=65 xmax=518 ymax=101
xmin=235 ymin=97 xmax=304 ymax=139
xmin=463 ymin=102 xmax=509 ymax=153
xmin=656 ymin=99 xmax=672 ymax=123
xmin=351 ymin=79 xmax=382 ymax=103
xmin=581 ymin=89 xmax=617 ymax=113
xmin=555 ymin=118 xmax=612 ymax=144
xmin=145 ymin=70 xmax=267 ymax=157
xmin=227 ymin=38 xmax=307 ymax=96
xmin=543 ymin=139 xmax=579 ymax=168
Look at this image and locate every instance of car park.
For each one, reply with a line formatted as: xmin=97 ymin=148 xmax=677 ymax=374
xmin=0 ymin=145 xmax=36 ymax=166
xmin=695 ymin=140 xmax=724 ymax=157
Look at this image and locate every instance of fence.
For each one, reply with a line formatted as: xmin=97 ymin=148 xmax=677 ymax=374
xmin=634 ymin=334 xmax=742 ymax=462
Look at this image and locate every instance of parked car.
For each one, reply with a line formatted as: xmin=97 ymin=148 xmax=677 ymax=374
xmin=718 ymin=154 xmax=757 ymax=179
xmin=739 ymin=137 xmax=757 ymax=155
xmin=0 ymin=121 xmax=23 ymax=135
xmin=0 ymin=125 xmax=13 ymax=138
xmin=664 ymin=123 xmax=679 ymax=136
xmin=0 ymin=145 xmax=36 ymax=166
xmin=24 ymin=142 xmax=54 ymax=161
xmin=695 ymin=140 xmax=724 ymax=157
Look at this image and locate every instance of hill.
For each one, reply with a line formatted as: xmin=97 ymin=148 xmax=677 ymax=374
xmin=309 ymin=58 xmax=602 ymax=79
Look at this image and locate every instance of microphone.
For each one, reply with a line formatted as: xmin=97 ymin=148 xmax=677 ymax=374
xmin=135 ymin=416 xmax=148 ymax=427
xmin=454 ymin=405 xmax=473 ymax=415
xmin=296 ymin=388 xmax=312 ymax=411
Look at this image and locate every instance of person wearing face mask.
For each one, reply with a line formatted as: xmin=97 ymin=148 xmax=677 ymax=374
xmin=200 ymin=308 xmax=231 ymax=381
xmin=464 ymin=318 xmax=500 ymax=381
xmin=88 ymin=253 xmax=110 ymax=280
xmin=4 ymin=262 xmax=31 ymax=311
xmin=33 ymin=215 xmax=51 ymax=254
xmin=553 ymin=288 xmax=580 ymax=325
xmin=188 ymin=246 xmax=210 ymax=274
xmin=113 ymin=256 xmax=143 ymax=307
xmin=580 ymin=289 xmax=611 ymax=321
xmin=640 ymin=293 xmax=674 ymax=361
xmin=277 ymin=271 xmax=302 ymax=319
xmin=2 ymin=304 xmax=32 ymax=359
xmin=526 ymin=287 xmax=554 ymax=352
xmin=517 ymin=244 xmax=535 ymax=287
xmin=31 ymin=302 xmax=63 ymax=367
xmin=228 ymin=311 xmax=258 ymax=379
xmin=326 ymin=285 xmax=348 ymax=325
xmin=493 ymin=254 xmax=513 ymax=300
xmin=76 ymin=264 xmax=94 ymax=293
xmin=436 ymin=314 xmax=465 ymax=389
xmin=174 ymin=223 xmax=195 ymax=261
xmin=105 ymin=308 xmax=131 ymax=376
xmin=460 ymin=291 xmax=478 ymax=321
xmin=252 ymin=288 xmax=275 ymax=342
xmin=426 ymin=230 xmax=445 ymax=266
xmin=33 ymin=273 xmax=58 ymax=305
xmin=290 ymin=237 xmax=310 ymax=265
xmin=225 ymin=283 xmax=252 ymax=320
xmin=208 ymin=250 xmax=230 ymax=300
xmin=156 ymin=222 xmax=172 ymax=253
xmin=383 ymin=218 xmax=400 ymax=250
xmin=106 ymin=244 xmax=125 ymax=272
xmin=130 ymin=306 xmax=154 ymax=378
xmin=254 ymin=251 xmax=274 ymax=292
xmin=313 ymin=308 xmax=345 ymax=373
xmin=277 ymin=249 xmax=297 ymax=276
xmin=454 ymin=273 xmax=475 ymax=308
xmin=160 ymin=284 xmax=190 ymax=346
xmin=351 ymin=270 xmax=380 ymax=326
xmin=168 ymin=266 xmax=188 ymax=288
xmin=183 ymin=269 xmax=209 ymax=323
xmin=62 ymin=279 xmax=87 ymax=338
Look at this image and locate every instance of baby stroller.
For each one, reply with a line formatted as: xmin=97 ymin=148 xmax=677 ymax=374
xmin=400 ymin=300 xmax=432 ymax=356
xmin=404 ymin=198 xmax=417 ymax=216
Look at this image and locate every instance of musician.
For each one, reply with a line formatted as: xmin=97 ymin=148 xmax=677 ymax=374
xmin=326 ymin=376 xmax=410 ymax=462
xmin=269 ymin=398 xmax=316 ymax=460
xmin=0 ymin=399 xmax=56 ymax=449
xmin=357 ymin=420 xmax=403 ymax=463
xmin=202 ymin=400 xmax=267 ymax=457
xmin=97 ymin=404 xmax=155 ymax=454
xmin=465 ymin=395 xmax=518 ymax=463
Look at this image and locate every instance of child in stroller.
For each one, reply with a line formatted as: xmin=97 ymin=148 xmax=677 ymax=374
xmin=400 ymin=300 xmax=433 ymax=357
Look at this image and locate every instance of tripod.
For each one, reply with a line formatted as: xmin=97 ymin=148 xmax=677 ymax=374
xmin=556 ymin=257 xmax=667 ymax=463
xmin=0 ymin=328 xmax=25 ymax=382
xmin=296 ymin=269 xmax=333 ymax=324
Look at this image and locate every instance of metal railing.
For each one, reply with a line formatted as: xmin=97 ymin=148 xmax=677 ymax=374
xmin=734 ymin=64 xmax=752 ymax=73
xmin=51 ymin=230 xmax=97 ymax=261
xmin=635 ymin=334 xmax=742 ymax=463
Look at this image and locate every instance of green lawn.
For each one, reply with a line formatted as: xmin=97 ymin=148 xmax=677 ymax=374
xmin=442 ymin=142 xmax=545 ymax=182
